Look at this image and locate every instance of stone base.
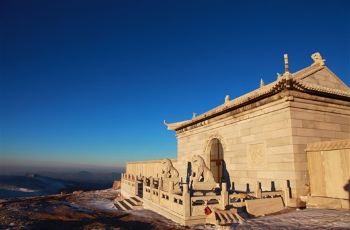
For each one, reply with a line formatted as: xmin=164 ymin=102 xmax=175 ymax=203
xmin=142 ymin=198 xmax=208 ymax=226
xmin=307 ymin=196 xmax=349 ymax=210
xmin=192 ymin=182 xmax=218 ymax=191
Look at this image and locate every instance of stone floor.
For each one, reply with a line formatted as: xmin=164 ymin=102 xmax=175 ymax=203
xmin=1 ymin=189 xmax=349 ymax=229
xmin=233 ymin=208 xmax=350 ymax=230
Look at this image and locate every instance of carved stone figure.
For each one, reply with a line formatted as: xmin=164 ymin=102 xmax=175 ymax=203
xmin=190 ymin=155 xmax=217 ymax=190
xmin=161 ymin=158 xmax=179 ymax=180
xmin=160 ymin=159 xmax=181 ymax=193
xmin=311 ymin=52 xmax=325 ymax=66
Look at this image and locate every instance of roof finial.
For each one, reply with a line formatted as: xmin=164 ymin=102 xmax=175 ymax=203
xmin=225 ymin=95 xmax=230 ymax=104
xmin=260 ymin=78 xmax=265 ymax=88
xmin=192 ymin=112 xmax=196 ymax=119
xmin=311 ymin=52 xmax=325 ymax=66
xmin=284 ymin=54 xmax=289 ymax=73
xmin=276 ymin=72 xmax=282 ymax=80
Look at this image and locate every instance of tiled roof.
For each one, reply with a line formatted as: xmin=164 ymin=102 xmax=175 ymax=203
xmin=165 ymin=54 xmax=350 ymax=131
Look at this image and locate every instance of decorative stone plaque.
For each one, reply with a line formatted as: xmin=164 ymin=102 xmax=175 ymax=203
xmin=248 ymin=143 xmax=266 ymax=169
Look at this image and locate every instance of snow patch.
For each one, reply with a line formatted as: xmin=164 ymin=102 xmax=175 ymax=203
xmin=85 ymin=199 xmax=117 ymax=211
xmin=0 ymin=185 xmax=38 ymax=193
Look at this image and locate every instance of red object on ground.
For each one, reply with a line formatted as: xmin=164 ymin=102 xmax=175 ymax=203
xmin=204 ymin=206 xmax=212 ymax=215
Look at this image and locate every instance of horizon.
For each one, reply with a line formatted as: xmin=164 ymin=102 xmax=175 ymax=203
xmin=1 ymin=0 xmax=350 ymax=170
xmin=0 ymin=158 xmax=124 ymax=174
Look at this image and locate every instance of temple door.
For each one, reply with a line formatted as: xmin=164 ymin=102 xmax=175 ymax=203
xmin=209 ymin=138 xmax=224 ymax=183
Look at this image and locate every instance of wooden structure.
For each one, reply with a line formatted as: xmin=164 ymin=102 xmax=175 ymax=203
xmin=306 ymin=139 xmax=350 ymax=209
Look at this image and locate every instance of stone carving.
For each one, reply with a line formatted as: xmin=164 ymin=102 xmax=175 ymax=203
xmin=306 ymin=139 xmax=350 ymax=152
xmin=160 ymin=159 xmax=180 ymax=193
xmin=190 ymin=155 xmax=217 ymax=190
xmin=276 ymin=72 xmax=282 ymax=79
xmin=248 ymin=143 xmax=266 ymax=169
xmin=311 ymin=52 xmax=325 ymax=66
xmin=161 ymin=158 xmax=179 ymax=180
xmin=260 ymin=78 xmax=265 ymax=88
xmin=284 ymin=54 xmax=289 ymax=73
xmin=225 ymin=95 xmax=230 ymax=104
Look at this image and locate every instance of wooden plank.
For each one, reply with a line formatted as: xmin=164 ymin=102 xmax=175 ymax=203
xmin=308 ymin=148 xmax=350 ymax=200
xmin=245 ymin=197 xmax=284 ymax=217
xmin=307 ymin=151 xmax=326 ymax=197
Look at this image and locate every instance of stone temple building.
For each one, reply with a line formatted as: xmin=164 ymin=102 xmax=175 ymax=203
xmin=119 ymin=53 xmax=350 ymax=226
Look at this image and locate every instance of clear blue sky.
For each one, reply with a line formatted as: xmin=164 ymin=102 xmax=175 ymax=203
xmin=1 ymin=0 xmax=349 ymax=168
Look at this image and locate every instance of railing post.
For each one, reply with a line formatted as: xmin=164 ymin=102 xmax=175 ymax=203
xmin=283 ymin=180 xmax=291 ymax=207
xmin=221 ymin=182 xmax=229 ymax=209
xmin=159 ymin=177 xmax=163 ymax=191
xmin=169 ymin=181 xmax=174 ymax=194
xmin=255 ymin=181 xmax=262 ymax=199
xmin=150 ymin=177 xmax=154 ymax=188
xmin=183 ymin=183 xmax=191 ymax=217
xmin=143 ymin=180 xmax=147 ymax=199
xmin=135 ymin=180 xmax=139 ymax=196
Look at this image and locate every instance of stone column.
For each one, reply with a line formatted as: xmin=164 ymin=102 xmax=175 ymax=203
xmin=169 ymin=181 xmax=174 ymax=194
xmin=284 ymin=180 xmax=291 ymax=207
xmin=159 ymin=177 xmax=163 ymax=191
xmin=255 ymin=181 xmax=262 ymax=199
xmin=221 ymin=182 xmax=229 ymax=209
xmin=150 ymin=177 xmax=154 ymax=188
xmin=135 ymin=180 xmax=139 ymax=196
xmin=183 ymin=183 xmax=191 ymax=217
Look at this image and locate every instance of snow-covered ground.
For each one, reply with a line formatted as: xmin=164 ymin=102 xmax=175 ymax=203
xmin=1 ymin=188 xmax=349 ymax=230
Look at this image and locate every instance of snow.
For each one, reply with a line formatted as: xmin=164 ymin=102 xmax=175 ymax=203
xmin=72 ymin=188 xmax=119 ymax=212
xmin=83 ymin=199 xmax=117 ymax=211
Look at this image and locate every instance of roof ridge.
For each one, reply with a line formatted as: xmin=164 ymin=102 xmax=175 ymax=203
xmin=164 ymin=53 xmax=349 ymax=131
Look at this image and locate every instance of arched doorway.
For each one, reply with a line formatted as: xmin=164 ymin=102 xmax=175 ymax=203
xmin=209 ymin=138 xmax=224 ymax=183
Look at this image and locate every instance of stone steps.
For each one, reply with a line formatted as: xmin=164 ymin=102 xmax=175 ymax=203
xmin=114 ymin=196 xmax=143 ymax=211
xmin=206 ymin=208 xmax=245 ymax=226
xmin=114 ymin=201 xmax=126 ymax=211
xmin=115 ymin=200 xmax=131 ymax=211
xmin=130 ymin=196 xmax=142 ymax=205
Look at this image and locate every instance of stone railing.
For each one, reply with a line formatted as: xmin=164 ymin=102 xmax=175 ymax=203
xmin=120 ymin=173 xmax=139 ymax=197
xmin=142 ymin=178 xmax=229 ymax=218
xmin=229 ymin=181 xmax=291 ymax=207
xmin=143 ymin=183 xmax=189 ymax=216
xmin=122 ymin=172 xmax=292 ymax=220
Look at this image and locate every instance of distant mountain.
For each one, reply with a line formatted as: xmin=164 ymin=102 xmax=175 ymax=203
xmin=0 ymin=175 xmax=68 ymax=199
xmin=0 ymin=171 xmax=121 ymax=200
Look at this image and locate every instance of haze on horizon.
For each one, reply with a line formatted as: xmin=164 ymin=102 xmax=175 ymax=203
xmin=1 ymin=0 xmax=349 ymax=171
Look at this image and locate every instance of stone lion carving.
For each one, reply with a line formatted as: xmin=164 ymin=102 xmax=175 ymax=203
xmin=311 ymin=52 xmax=325 ymax=66
xmin=190 ymin=155 xmax=217 ymax=190
xmin=161 ymin=158 xmax=179 ymax=180
xmin=160 ymin=159 xmax=180 ymax=193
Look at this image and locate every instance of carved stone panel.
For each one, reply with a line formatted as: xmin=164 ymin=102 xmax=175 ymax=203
xmin=248 ymin=143 xmax=266 ymax=169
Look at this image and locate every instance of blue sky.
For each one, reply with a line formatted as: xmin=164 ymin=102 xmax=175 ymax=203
xmin=0 ymin=0 xmax=349 ymax=168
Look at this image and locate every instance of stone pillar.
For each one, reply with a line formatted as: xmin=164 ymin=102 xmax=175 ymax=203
xmin=183 ymin=183 xmax=191 ymax=217
xmin=150 ymin=177 xmax=154 ymax=188
xmin=169 ymin=181 xmax=174 ymax=194
xmin=159 ymin=177 xmax=163 ymax=190
xmin=255 ymin=181 xmax=262 ymax=199
xmin=135 ymin=180 xmax=139 ymax=196
xmin=221 ymin=182 xmax=229 ymax=209
xmin=284 ymin=180 xmax=291 ymax=207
